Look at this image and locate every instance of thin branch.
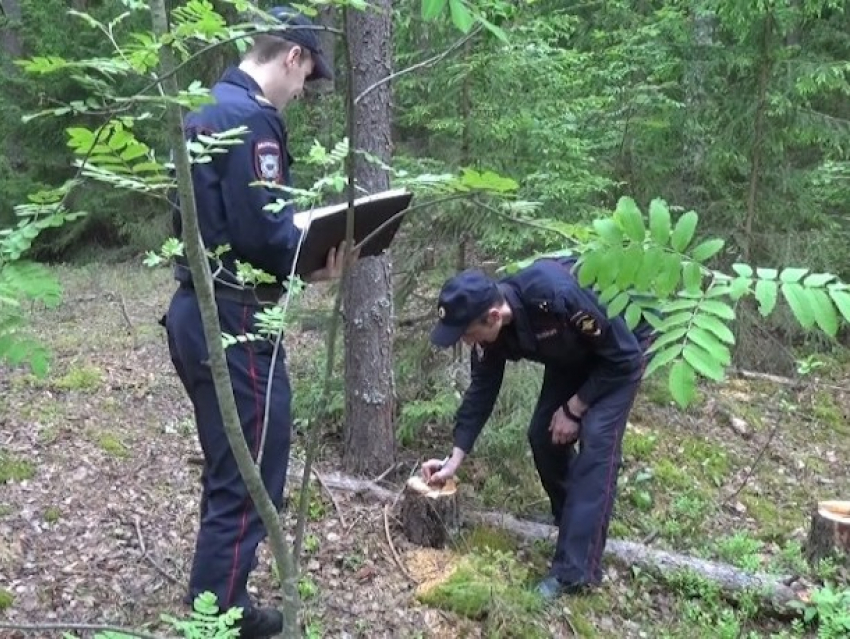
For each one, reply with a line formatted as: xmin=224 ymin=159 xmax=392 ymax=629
xmin=722 ymin=417 xmax=782 ymax=507
xmin=313 ymin=469 xmax=347 ymax=528
xmin=471 ymin=197 xmax=578 ymax=242
xmin=383 ymin=504 xmax=415 ymax=584
xmin=353 ymin=191 xmax=472 ymax=254
xmin=354 ymin=25 xmax=482 ymax=106
xmin=0 ymin=623 xmax=170 ymax=639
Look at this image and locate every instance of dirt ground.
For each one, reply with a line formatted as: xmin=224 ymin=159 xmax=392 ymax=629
xmin=1 ymin=262 xmax=849 ymax=639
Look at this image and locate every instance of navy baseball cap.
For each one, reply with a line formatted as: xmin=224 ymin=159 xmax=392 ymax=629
xmin=430 ymin=270 xmax=500 ymax=348
xmin=268 ymin=6 xmax=333 ymax=82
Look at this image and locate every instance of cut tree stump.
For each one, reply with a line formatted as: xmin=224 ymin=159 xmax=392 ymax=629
xmin=806 ymin=500 xmax=850 ymax=567
xmin=399 ymin=476 xmax=461 ymax=549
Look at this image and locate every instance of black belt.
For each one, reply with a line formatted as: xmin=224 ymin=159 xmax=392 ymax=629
xmin=179 ymin=281 xmax=284 ymax=306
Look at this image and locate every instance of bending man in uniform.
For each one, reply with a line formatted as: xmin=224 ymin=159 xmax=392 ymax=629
xmin=423 ymin=257 xmax=654 ymax=599
xmin=164 ymin=7 xmax=345 ymax=637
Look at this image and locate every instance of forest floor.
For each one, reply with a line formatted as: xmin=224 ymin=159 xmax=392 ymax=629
xmin=1 ymin=262 xmax=849 ymax=639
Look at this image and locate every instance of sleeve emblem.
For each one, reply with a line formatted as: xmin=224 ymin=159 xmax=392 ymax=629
xmin=571 ymin=310 xmax=601 ymax=337
xmin=254 ymin=139 xmax=282 ymax=183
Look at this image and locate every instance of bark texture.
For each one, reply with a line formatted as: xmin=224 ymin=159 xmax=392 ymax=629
xmin=342 ymin=0 xmax=396 ymax=475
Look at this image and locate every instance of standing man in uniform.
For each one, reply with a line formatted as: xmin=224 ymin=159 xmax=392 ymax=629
xmin=164 ymin=7 xmax=343 ymax=637
xmin=422 ymin=257 xmax=654 ymax=599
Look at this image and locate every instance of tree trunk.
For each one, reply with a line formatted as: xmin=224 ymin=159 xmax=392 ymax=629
xmin=306 ymin=4 xmax=337 ymax=149
xmin=681 ymin=7 xmax=715 ymax=209
xmin=342 ymin=1 xmax=396 ymax=475
xmin=0 ymin=0 xmax=22 ymax=61
xmin=1 ymin=0 xmax=24 ymax=173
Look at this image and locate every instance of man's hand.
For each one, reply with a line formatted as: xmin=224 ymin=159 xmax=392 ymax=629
xmin=549 ymin=407 xmax=581 ymax=446
xmin=422 ymin=458 xmax=455 ymax=486
xmin=422 ymin=448 xmax=465 ymax=487
xmin=305 ymin=240 xmax=360 ymax=282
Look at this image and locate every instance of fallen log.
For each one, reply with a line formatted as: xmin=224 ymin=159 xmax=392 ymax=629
xmin=310 ymin=469 xmax=811 ymax=611
xmin=467 ymin=511 xmax=806 ymax=609
xmin=806 ymin=500 xmax=850 ymax=568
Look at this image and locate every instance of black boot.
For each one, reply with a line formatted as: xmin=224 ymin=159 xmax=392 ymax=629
xmin=235 ymin=606 xmax=283 ymax=639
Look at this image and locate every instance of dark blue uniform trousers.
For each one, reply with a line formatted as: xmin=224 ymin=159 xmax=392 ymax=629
xmin=527 ymin=366 xmax=643 ymax=588
xmin=165 ymin=287 xmax=292 ymax=610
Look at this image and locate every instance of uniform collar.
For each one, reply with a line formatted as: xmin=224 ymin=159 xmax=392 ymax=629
xmin=498 ymin=282 xmax=536 ymax=353
xmin=220 ymin=66 xmax=266 ymax=98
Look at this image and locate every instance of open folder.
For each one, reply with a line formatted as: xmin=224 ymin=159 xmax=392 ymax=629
xmin=292 ymin=188 xmax=414 ymax=277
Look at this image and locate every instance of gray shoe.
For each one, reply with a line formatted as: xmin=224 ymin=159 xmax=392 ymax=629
xmin=536 ymin=576 xmax=585 ymax=600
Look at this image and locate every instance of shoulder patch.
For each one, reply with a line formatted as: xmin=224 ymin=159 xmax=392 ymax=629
xmin=254 ymin=139 xmax=282 ymax=183
xmin=570 ymin=310 xmax=602 ymax=338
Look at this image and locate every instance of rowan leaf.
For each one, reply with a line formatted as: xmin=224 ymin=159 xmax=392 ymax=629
xmin=698 ymin=299 xmax=735 ymax=320
xmin=809 ymin=288 xmax=839 ymax=337
xmin=448 ymin=0 xmax=474 ymax=32
xmin=732 ymin=263 xmax=753 ymax=277
xmin=781 ymin=282 xmax=816 ymax=329
xmin=803 ymin=272 xmax=835 ymax=288
xmin=648 ymin=199 xmax=671 ymax=246
xmin=688 ymin=327 xmax=732 ymax=366
xmin=829 ymin=287 xmax=850 ymax=323
xmin=756 ymin=267 xmax=778 ymax=280
xmin=692 ymin=313 xmax=735 ymax=345
xmin=691 ymin=239 xmax=724 ymax=263
xmin=754 ymin=279 xmax=777 ymax=316
xmin=594 ymin=218 xmax=623 ymax=246
xmin=607 ymin=291 xmax=631 ymax=318
xmin=780 ymin=267 xmax=808 ymax=284
xmin=683 ymin=261 xmax=703 ymax=294
xmin=649 ymin=326 xmax=689 ymax=351
xmin=616 ymin=197 xmax=646 ymax=243
xmin=624 ymin=302 xmax=643 ymax=330
xmin=670 ymin=210 xmax=698 ymax=252
xmin=644 ymin=343 xmax=682 ymax=378
xmin=669 ymin=360 xmax=696 ymax=408
xmin=656 ymin=253 xmax=682 ymax=298
xmin=683 ymin=343 xmax=725 ymax=382
xmin=422 ymin=0 xmax=449 ymax=20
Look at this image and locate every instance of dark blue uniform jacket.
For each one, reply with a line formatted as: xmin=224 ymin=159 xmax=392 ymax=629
xmin=172 ymin=67 xmax=302 ymax=287
xmin=453 ymin=257 xmax=653 ymax=453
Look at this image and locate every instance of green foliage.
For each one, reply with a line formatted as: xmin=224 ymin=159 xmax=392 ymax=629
xmin=159 ymin=591 xmax=243 ymax=639
xmin=789 ymin=583 xmax=850 ymax=639
xmin=416 ymin=548 xmax=548 ymax=638
xmin=0 ymin=452 xmax=36 ymax=484
xmin=516 ymin=197 xmax=850 ymax=407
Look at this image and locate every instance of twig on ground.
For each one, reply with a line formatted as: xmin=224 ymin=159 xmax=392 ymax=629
xmin=114 ymin=290 xmax=138 ymax=348
xmin=722 ymin=418 xmax=783 ymax=507
xmin=383 ymin=504 xmax=415 ymax=584
xmin=134 ymin=515 xmax=182 ymax=586
xmin=373 ymin=462 xmax=399 ymax=483
xmin=732 ymin=367 xmax=850 ymax=393
xmin=0 ymin=623 xmax=170 ymax=639
xmin=312 ymin=469 xmax=347 ymax=529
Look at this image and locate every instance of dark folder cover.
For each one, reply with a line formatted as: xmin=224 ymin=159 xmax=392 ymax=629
xmin=292 ymin=189 xmax=414 ymax=277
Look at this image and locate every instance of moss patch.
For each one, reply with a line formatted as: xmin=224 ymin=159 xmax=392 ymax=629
xmin=416 ymin=549 xmax=548 ymax=638
xmin=0 ymin=453 xmax=36 ymax=484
